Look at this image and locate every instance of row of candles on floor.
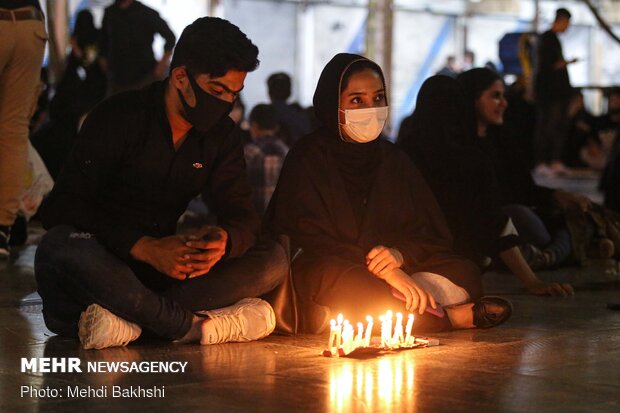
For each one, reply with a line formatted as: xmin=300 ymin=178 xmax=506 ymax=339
xmin=327 ymin=311 xmax=417 ymax=355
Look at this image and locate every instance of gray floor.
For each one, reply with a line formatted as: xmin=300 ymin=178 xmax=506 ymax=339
xmin=2 ymin=174 xmax=620 ymax=413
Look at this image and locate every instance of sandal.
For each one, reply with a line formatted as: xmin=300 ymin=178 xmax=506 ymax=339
xmin=472 ymin=296 xmax=513 ymax=328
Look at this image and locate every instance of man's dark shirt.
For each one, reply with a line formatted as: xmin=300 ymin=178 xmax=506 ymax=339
xmin=100 ymin=1 xmax=175 ymax=84
xmin=535 ymin=30 xmax=571 ymax=102
xmin=0 ymin=0 xmax=41 ymax=10
xmin=40 ymin=81 xmax=260 ymax=261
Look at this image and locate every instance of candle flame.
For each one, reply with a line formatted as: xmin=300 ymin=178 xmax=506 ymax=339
xmin=366 ymin=315 xmax=373 ymax=323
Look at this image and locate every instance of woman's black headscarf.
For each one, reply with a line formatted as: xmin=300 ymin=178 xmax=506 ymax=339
xmin=399 ymin=75 xmax=467 ymax=157
xmin=73 ymin=10 xmax=99 ymax=52
xmin=313 ymin=53 xmax=388 ymax=225
xmin=456 ymin=68 xmax=502 ymax=139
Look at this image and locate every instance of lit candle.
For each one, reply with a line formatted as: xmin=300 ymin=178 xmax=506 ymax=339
xmin=386 ymin=310 xmax=393 ymax=347
xmin=336 ymin=313 xmax=344 ymax=350
xmin=404 ymin=314 xmax=414 ymax=346
xmin=355 ymin=322 xmax=364 ymax=348
xmin=328 ymin=319 xmax=338 ymax=353
xmin=342 ymin=320 xmax=354 ymax=354
xmin=392 ymin=312 xmax=404 ymax=346
xmin=363 ymin=315 xmax=373 ymax=347
xmin=379 ymin=315 xmax=386 ymax=347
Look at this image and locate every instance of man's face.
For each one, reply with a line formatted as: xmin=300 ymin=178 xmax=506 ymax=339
xmin=556 ymin=17 xmax=570 ymax=33
xmin=183 ymin=69 xmax=247 ymax=106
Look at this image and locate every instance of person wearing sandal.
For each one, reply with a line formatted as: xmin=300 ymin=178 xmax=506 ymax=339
xmin=264 ymin=53 xmax=512 ymax=334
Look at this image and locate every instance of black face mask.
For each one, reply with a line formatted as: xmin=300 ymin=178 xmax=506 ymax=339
xmin=178 ymin=70 xmax=233 ymax=133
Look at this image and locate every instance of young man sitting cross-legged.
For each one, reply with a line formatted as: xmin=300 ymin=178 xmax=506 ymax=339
xmin=35 ymin=17 xmax=288 ymax=350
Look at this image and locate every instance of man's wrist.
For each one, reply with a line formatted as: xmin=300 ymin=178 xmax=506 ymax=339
xmin=130 ymin=236 xmax=155 ymax=262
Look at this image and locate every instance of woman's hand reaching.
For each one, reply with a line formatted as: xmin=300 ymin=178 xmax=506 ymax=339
xmin=379 ymin=268 xmax=437 ymax=314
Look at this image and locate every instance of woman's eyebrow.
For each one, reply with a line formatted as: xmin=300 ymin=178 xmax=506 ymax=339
xmin=347 ymin=88 xmax=385 ymax=95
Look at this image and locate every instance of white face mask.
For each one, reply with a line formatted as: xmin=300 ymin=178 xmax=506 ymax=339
xmin=340 ymin=106 xmax=389 ymax=143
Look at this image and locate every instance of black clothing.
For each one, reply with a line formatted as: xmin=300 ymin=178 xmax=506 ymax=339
xmin=265 ymin=54 xmax=481 ymax=327
xmin=0 ymin=0 xmax=41 ymax=10
xmin=535 ymin=30 xmax=571 ymax=102
xmin=503 ymin=82 xmax=537 ymax=169
xmin=395 ymin=113 xmax=414 ymax=146
xmin=594 ymin=113 xmax=620 ymax=143
xmin=600 ymin=139 xmax=620 ymax=212
xmin=400 ymin=76 xmax=520 ymax=263
xmin=36 ymin=225 xmax=286 ymax=340
xmin=563 ymin=109 xmax=595 ymax=167
xmin=474 ymin=128 xmax=555 ymax=208
xmin=40 ymin=80 xmax=259 ymax=261
xmin=100 ymin=1 xmax=175 ymax=84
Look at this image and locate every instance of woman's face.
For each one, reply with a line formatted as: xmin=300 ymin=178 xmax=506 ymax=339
xmin=339 ymin=68 xmax=386 ymax=119
xmin=475 ymin=80 xmax=507 ymax=129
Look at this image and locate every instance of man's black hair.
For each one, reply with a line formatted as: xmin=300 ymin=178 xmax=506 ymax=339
xmin=171 ymin=17 xmax=259 ymax=77
xmin=267 ymin=72 xmax=291 ymax=101
xmin=249 ymin=104 xmax=278 ymax=130
xmin=555 ymin=8 xmax=572 ymax=21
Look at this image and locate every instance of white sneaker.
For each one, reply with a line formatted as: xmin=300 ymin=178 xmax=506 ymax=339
xmin=78 ymin=304 xmax=142 ymax=350
xmin=200 ymin=298 xmax=275 ymax=345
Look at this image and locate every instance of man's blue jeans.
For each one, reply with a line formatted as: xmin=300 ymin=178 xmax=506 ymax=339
xmin=34 ymin=225 xmax=288 ymax=340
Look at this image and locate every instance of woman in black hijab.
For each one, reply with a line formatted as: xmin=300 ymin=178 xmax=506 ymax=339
xmin=401 ymin=75 xmax=573 ymax=296
xmin=455 ymin=69 xmax=589 ymax=282
xmin=265 ymin=54 xmax=512 ymax=333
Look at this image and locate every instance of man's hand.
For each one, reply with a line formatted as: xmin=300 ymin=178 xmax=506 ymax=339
xmin=130 ymin=235 xmax=195 ymax=280
xmin=553 ymin=190 xmax=592 ymax=212
xmin=366 ymin=245 xmax=404 ymax=277
xmin=525 ymin=279 xmax=574 ymax=297
xmin=182 ymin=226 xmax=229 ymax=278
xmin=381 ymin=268 xmax=437 ymax=314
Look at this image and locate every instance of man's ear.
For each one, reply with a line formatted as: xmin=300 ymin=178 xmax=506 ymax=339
xmin=170 ymin=66 xmax=188 ymax=89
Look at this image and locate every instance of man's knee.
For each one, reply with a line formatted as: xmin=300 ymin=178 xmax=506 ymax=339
xmin=259 ymin=240 xmax=289 ymax=289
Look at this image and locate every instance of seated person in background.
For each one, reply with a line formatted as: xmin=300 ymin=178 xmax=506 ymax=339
xmin=399 ymin=75 xmax=573 ymax=296
xmin=585 ymin=88 xmax=620 ymax=170
xmin=562 ymin=89 xmax=595 ymax=168
xmin=244 ymin=104 xmax=289 ymax=215
xmin=35 ymin=17 xmax=288 ymax=350
xmin=265 ymin=53 xmax=512 ymax=334
xmin=456 ymin=68 xmax=612 ymax=269
xmin=267 ymin=72 xmax=311 ymax=146
xmin=32 ymin=9 xmax=107 ymax=180
xmin=229 ymin=96 xmax=251 ymax=145
xmin=600 ymin=136 xmax=620 ymax=213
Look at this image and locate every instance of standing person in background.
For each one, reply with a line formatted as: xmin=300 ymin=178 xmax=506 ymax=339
xmin=0 ymin=0 xmax=47 ymax=257
xmin=534 ymin=7 xmax=577 ymax=174
xmin=267 ymin=72 xmax=311 ymax=146
xmin=100 ymin=0 xmax=176 ymax=96
xmin=244 ymin=104 xmax=289 ymax=215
